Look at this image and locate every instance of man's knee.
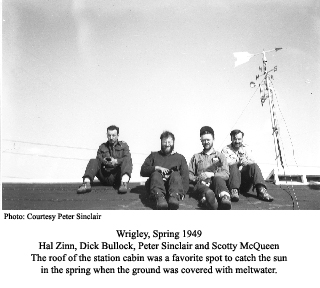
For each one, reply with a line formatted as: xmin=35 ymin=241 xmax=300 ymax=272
xmin=229 ymin=164 xmax=239 ymax=173
xmin=170 ymin=171 xmax=182 ymax=181
xmin=87 ymin=158 xmax=100 ymax=167
xmin=247 ymin=163 xmax=263 ymax=176
xmin=120 ymin=158 xmax=133 ymax=175
xmin=205 ymin=189 xmax=218 ymax=210
xmin=211 ymin=176 xmax=229 ymax=195
xmin=195 ymin=183 xmax=211 ymax=198
xmin=212 ymin=175 xmax=225 ymax=185
xmin=150 ymin=171 xmax=162 ymax=180
xmin=83 ymin=158 xmax=101 ymax=181
xmin=246 ymin=163 xmax=261 ymax=172
xmin=149 ymin=171 xmax=165 ymax=192
xmin=145 ymin=178 xmax=151 ymax=194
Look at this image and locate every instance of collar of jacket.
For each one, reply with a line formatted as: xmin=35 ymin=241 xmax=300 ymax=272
xmin=230 ymin=143 xmax=244 ymax=151
xmin=159 ymin=150 xmax=176 ymax=156
xmin=106 ymin=140 xmax=121 ymax=147
xmin=201 ymin=148 xmax=217 ymax=155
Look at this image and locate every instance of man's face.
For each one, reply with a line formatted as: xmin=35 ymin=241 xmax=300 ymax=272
xmin=201 ymin=133 xmax=214 ymax=151
xmin=161 ymin=137 xmax=174 ymax=155
xmin=107 ymin=129 xmax=119 ymax=144
xmin=232 ymin=133 xmax=243 ymax=149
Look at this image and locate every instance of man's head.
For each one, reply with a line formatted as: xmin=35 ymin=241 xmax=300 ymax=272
xmin=200 ymin=126 xmax=214 ymax=151
xmin=230 ymin=129 xmax=244 ymax=149
xmin=160 ymin=131 xmax=175 ymax=155
xmin=107 ymin=125 xmax=119 ymax=144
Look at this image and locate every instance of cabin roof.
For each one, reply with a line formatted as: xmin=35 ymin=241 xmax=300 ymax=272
xmin=2 ymin=182 xmax=320 ymax=210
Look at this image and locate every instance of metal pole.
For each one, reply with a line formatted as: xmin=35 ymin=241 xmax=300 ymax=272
xmin=263 ymin=51 xmax=284 ymax=170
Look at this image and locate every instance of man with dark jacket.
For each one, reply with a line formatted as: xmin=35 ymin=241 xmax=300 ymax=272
xmin=189 ymin=126 xmax=231 ymax=210
xmin=77 ymin=125 xmax=132 ymax=194
xmin=140 ymin=131 xmax=189 ymax=210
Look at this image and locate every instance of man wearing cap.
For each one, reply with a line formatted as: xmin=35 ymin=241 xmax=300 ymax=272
xmin=189 ymin=126 xmax=231 ymax=210
xmin=77 ymin=125 xmax=132 ymax=194
xmin=140 ymin=131 xmax=189 ymax=210
xmin=221 ymin=129 xmax=274 ymax=202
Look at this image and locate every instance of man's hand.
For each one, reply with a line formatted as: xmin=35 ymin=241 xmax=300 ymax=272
xmin=240 ymin=159 xmax=248 ymax=166
xmin=104 ymin=157 xmax=118 ymax=167
xmin=109 ymin=157 xmax=118 ymax=166
xmin=155 ymin=166 xmax=170 ymax=176
xmin=240 ymin=158 xmax=253 ymax=166
xmin=198 ymin=171 xmax=214 ymax=181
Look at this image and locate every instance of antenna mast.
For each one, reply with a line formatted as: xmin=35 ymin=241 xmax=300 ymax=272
xmin=234 ymin=47 xmax=284 ymax=175
xmin=254 ymin=48 xmax=284 ymax=170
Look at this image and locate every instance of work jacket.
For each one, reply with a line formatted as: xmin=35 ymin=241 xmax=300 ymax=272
xmin=96 ymin=140 xmax=132 ymax=175
xmin=189 ymin=149 xmax=229 ymax=183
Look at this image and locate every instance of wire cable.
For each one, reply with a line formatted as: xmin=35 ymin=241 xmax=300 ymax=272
xmin=218 ymin=78 xmax=264 ymax=149
xmin=2 ymin=139 xmax=149 ymax=155
xmin=269 ymin=78 xmax=299 ymax=167
xmin=267 ymin=79 xmax=299 ymax=209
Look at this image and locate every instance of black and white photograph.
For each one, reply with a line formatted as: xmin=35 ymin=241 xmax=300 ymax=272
xmin=2 ymin=0 xmax=319 ymax=287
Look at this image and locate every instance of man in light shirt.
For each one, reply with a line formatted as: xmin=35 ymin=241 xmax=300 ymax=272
xmin=221 ymin=129 xmax=274 ymax=202
xmin=189 ymin=126 xmax=231 ymax=210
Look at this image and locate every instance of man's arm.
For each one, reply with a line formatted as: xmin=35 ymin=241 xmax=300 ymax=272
xmin=199 ymin=171 xmax=215 ymax=181
xmin=221 ymin=146 xmax=238 ymax=166
xmin=240 ymin=145 xmax=255 ymax=165
xmin=180 ymin=156 xmax=190 ymax=194
xmin=113 ymin=142 xmax=131 ymax=166
xmin=140 ymin=153 xmax=156 ymax=177
xmin=96 ymin=144 xmax=109 ymax=165
xmin=188 ymin=155 xmax=198 ymax=184
xmin=215 ymin=152 xmax=230 ymax=180
xmin=140 ymin=152 xmax=171 ymax=177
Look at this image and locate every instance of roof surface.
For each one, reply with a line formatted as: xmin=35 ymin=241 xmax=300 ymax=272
xmin=2 ymin=182 xmax=320 ymax=210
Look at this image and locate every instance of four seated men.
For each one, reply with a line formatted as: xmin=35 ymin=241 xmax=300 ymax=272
xmin=77 ymin=125 xmax=274 ymax=208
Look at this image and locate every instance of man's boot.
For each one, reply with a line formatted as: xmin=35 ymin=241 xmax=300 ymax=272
xmin=256 ymin=185 xmax=274 ymax=202
xmin=230 ymin=188 xmax=240 ymax=202
xmin=77 ymin=182 xmax=92 ymax=194
xmin=205 ymin=190 xmax=218 ymax=210
xmin=219 ymin=191 xmax=232 ymax=210
xmin=118 ymin=182 xmax=128 ymax=194
xmin=153 ymin=191 xmax=168 ymax=210
xmin=168 ymin=192 xmax=180 ymax=210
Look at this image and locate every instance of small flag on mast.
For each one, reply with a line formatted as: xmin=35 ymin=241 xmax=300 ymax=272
xmin=233 ymin=52 xmax=254 ymax=67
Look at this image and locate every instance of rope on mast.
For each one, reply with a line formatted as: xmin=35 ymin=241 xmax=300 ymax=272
xmin=240 ymin=47 xmax=299 ymax=209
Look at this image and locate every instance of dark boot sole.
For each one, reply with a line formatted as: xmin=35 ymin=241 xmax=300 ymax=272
xmin=118 ymin=189 xmax=128 ymax=194
xmin=168 ymin=202 xmax=179 ymax=210
xmin=156 ymin=204 xmax=168 ymax=210
xmin=258 ymin=196 xmax=274 ymax=202
xmin=219 ymin=201 xmax=232 ymax=210
xmin=77 ymin=188 xmax=92 ymax=194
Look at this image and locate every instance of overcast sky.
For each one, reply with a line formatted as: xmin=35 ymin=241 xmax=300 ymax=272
xmin=2 ymin=0 xmax=320 ymax=182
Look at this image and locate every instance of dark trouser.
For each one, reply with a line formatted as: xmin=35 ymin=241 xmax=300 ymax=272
xmin=148 ymin=171 xmax=184 ymax=199
xmin=82 ymin=158 xmax=131 ymax=186
xmin=194 ymin=176 xmax=229 ymax=210
xmin=228 ymin=163 xmax=266 ymax=193
xmin=195 ymin=176 xmax=229 ymax=199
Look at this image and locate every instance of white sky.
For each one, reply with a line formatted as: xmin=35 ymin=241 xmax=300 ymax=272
xmin=2 ymin=0 xmax=320 ymax=182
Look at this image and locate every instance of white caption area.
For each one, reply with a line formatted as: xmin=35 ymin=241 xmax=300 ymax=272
xmin=1 ymin=211 xmax=319 ymax=288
